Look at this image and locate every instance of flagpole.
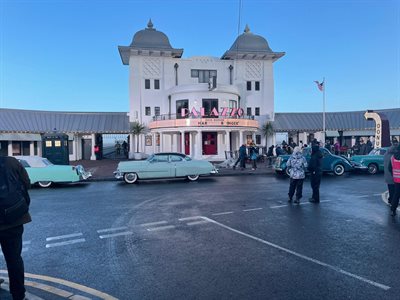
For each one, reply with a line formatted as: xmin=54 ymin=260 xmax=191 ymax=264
xmin=323 ymin=77 xmax=326 ymax=143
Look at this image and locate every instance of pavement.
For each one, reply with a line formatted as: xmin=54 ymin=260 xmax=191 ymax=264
xmin=72 ymin=158 xmax=275 ymax=181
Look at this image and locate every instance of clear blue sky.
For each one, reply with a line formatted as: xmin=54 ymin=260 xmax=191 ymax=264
xmin=0 ymin=0 xmax=399 ymax=113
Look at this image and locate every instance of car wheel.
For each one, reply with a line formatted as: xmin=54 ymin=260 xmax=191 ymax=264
xmin=187 ymin=175 xmax=199 ymax=181
xmin=123 ymin=172 xmax=138 ymax=184
xmin=333 ymin=164 xmax=345 ymax=176
xmin=285 ymin=168 xmax=290 ymax=177
xmin=38 ymin=181 xmax=52 ymax=188
xmin=367 ymin=163 xmax=378 ymax=175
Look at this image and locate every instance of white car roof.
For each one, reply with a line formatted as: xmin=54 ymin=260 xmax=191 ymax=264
xmin=15 ymin=156 xmax=52 ymax=168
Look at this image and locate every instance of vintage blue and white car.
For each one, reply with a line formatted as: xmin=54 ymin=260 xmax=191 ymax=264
xmin=350 ymin=147 xmax=387 ymax=174
xmin=16 ymin=156 xmax=92 ymax=188
xmin=274 ymin=147 xmax=353 ymax=176
xmin=114 ymin=152 xmax=218 ymax=184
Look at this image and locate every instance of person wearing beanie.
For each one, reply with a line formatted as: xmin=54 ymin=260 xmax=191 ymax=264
xmin=384 ymin=143 xmax=398 ymax=205
xmin=389 ymin=144 xmax=400 ymax=216
xmin=286 ymin=146 xmax=308 ymax=204
xmin=308 ymin=145 xmax=323 ymax=203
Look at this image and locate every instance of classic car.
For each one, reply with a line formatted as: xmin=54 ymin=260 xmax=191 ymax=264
xmin=16 ymin=156 xmax=92 ymax=188
xmin=274 ymin=147 xmax=353 ymax=176
xmin=114 ymin=152 xmax=218 ymax=184
xmin=350 ymin=147 xmax=387 ymax=174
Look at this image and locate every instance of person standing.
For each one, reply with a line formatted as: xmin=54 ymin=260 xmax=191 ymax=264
xmin=308 ymin=145 xmax=323 ymax=203
xmin=233 ymin=144 xmax=247 ymax=170
xmin=287 ymin=146 xmax=307 ymax=204
xmin=249 ymin=143 xmax=258 ymax=170
xmin=267 ymin=145 xmax=275 ymax=167
xmin=0 ymin=156 xmax=32 ymax=300
xmin=384 ymin=143 xmax=397 ymax=205
xmin=389 ymin=144 xmax=400 ymax=216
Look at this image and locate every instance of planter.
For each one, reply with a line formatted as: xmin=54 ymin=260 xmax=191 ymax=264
xmin=133 ymin=152 xmax=143 ymax=160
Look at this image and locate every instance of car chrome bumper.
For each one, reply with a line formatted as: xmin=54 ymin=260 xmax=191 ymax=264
xmin=113 ymin=171 xmax=123 ymax=179
xmin=350 ymin=162 xmax=367 ymax=170
xmin=210 ymin=169 xmax=219 ymax=174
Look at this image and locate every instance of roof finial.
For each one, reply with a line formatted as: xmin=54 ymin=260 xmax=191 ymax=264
xmin=244 ymin=24 xmax=250 ymax=33
xmin=147 ymin=19 xmax=153 ymax=29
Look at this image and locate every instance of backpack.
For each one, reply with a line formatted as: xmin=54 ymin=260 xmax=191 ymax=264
xmin=0 ymin=157 xmax=29 ymax=224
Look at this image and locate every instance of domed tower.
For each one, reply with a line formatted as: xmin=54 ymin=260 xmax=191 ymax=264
xmin=118 ymin=19 xmax=183 ymax=65
xmin=222 ymin=25 xmax=284 ymax=124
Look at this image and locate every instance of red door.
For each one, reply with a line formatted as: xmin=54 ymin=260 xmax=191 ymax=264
xmin=202 ymin=132 xmax=217 ymax=155
xmin=185 ymin=133 xmax=190 ymax=155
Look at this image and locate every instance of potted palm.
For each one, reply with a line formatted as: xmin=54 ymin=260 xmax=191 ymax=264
xmin=130 ymin=121 xmax=147 ymax=160
xmin=261 ymin=121 xmax=274 ymax=148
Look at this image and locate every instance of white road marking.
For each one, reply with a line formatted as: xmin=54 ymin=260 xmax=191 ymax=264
xmin=179 ymin=216 xmax=202 ymax=221
xmin=202 ymin=216 xmax=390 ymax=291
xmin=187 ymin=220 xmax=209 ymax=226
xmin=147 ymin=225 xmax=175 ymax=232
xmin=46 ymin=233 xmax=83 ymax=242
xmin=97 ymin=226 xmax=128 ymax=233
xmin=25 ymin=280 xmax=74 ymax=297
xmin=271 ymin=204 xmax=290 ymax=208
xmin=212 ymin=211 xmax=234 ymax=216
xmin=46 ymin=238 xmax=86 ymax=248
xmin=243 ymin=208 xmax=263 ymax=212
xmin=139 ymin=221 xmax=168 ymax=227
xmin=271 ymin=200 xmax=332 ymax=209
xmin=99 ymin=231 xmax=133 ymax=239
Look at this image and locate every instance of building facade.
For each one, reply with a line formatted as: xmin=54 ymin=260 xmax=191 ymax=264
xmin=118 ymin=21 xmax=284 ymax=160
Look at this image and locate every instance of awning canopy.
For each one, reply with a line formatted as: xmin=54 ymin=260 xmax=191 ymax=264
xmin=325 ymin=130 xmax=339 ymax=137
xmin=0 ymin=133 xmax=42 ymax=141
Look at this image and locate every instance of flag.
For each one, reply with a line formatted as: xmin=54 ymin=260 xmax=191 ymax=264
xmin=314 ymin=80 xmax=324 ymax=92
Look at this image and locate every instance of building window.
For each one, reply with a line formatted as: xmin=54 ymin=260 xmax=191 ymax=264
xmin=154 ymin=79 xmax=160 ymax=90
xmin=229 ymin=100 xmax=237 ymax=109
xmin=247 ymin=107 xmax=252 ymax=116
xmin=145 ymin=79 xmax=150 ymax=89
xmin=246 ymin=81 xmax=251 ymax=91
xmin=256 ymin=135 xmax=261 ymax=145
xmin=155 ymin=106 xmax=160 ymax=116
xmin=191 ymin=69 xmax=217 ymax=83
xmin=145 ymin=107 xmax=151 ymax=116
xmin=255 ymin=107 xmax=260 ymax=116
xmin=176 ymin=99 xmax=189 ymax=119
xmin=202 ymin=99 xmax=218 ymax=118
xmin=255 ymin=81 xmax=260 ymax=91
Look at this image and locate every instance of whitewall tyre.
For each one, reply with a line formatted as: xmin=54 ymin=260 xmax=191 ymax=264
xmin=187 ymin=175 xmax=199 ymax=181
xmin=38 ymin=181 xmax=52 ymax=188
xmin=333 ymin=164 xmax=345 ymax=176
xmin=124 ymin=172 xmax=138 ymax=184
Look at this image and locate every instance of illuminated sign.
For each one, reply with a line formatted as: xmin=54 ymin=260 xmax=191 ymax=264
xmin=181 ymin=107 xmax=244 ymax=118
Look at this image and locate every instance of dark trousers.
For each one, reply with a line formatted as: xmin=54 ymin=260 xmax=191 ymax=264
xmin=0 ymin=225 xmax=25 ymax=300
xmin=388 ymin=184 xmax=395 ymax=204
xmin=391 ymin=183 xmax=400 ymax=212
xmin=252 ymin=159 xmax=257 ymax=169
xmin=234 ymin=157 xmax=246 ymax=169
xmin=288 ymin=178 xmax=304 ymax=200
xmin=310 ymin=173 xmax=322 ymax=202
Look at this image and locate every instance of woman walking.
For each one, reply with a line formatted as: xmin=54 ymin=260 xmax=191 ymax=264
xmin=287 ymin=146 xmax=308 ymax=204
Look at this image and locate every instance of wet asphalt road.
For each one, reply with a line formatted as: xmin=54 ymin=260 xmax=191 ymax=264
xmin=1 ymin=172 xmax=399 ymax=300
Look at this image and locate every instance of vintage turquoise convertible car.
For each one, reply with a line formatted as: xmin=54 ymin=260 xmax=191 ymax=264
xmin=16 ymin=156 xmax=92 ymax=188
xmin=274 ymin=147 xmax=353 ymax=176
xmin=350 ymin=147 xmax=387 ymax=174
xmin=114 ymin=152 xmax=218 ymax=184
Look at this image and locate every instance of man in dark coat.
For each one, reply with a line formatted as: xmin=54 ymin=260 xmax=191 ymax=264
xmin=308 ymin=145 xmax=323 ymax=203
xmin=233 ymin=144 xmax=247 ymax=170
xmin=0 ymin=156 xmax=32 ymax=300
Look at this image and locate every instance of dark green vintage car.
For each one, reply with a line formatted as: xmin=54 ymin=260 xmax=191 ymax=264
xmin=274 ymin=147 xmax=353 ymax=176
xmin=350 ymin=147 xmax=387 ymax=175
